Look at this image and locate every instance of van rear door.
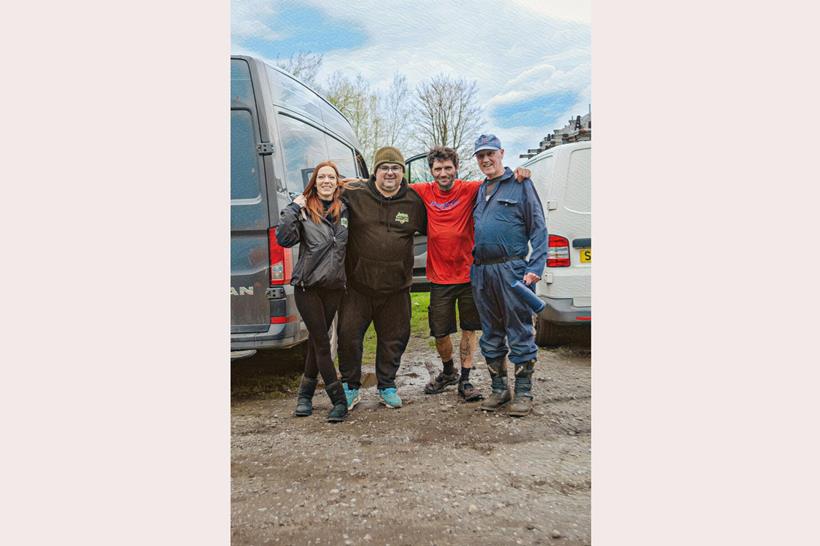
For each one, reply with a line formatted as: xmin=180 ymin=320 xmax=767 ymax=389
xmin=231 ymin=58 xmax=271 ymax=333
xmin=562 ymin=145 xmax=591 ymax=270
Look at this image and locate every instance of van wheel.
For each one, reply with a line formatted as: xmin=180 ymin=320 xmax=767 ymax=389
xmin=535 ymin=317 xmax=564 ymax=347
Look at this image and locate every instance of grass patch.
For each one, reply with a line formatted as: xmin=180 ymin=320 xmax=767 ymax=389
xmin=361 ymin=292 xmax=431 ymax=363
xmin=411 ymin=291 xmax=430 ymax=338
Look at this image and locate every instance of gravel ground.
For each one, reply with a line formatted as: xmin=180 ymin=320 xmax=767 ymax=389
xmin=232 ymin=331 xmax=590 ymax=546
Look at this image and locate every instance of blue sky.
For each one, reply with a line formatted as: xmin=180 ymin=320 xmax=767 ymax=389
xmin=232 ymin=0 xmax=591 ymax=166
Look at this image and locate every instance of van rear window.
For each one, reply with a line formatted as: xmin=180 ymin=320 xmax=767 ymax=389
xmin=231 ymin=110 xmax=261 ymax=200
xmin=231 ymin=59 xmax=253 ymax=104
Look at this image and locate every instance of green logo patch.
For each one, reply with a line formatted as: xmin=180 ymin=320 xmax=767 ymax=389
xmin=340 ymin=217 xmax=348 ymax=228
xmin=395 ymin=212 xmax=409 ymax=224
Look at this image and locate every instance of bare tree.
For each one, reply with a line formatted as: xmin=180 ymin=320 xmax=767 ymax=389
xmin=275 ymin=51 xmax=323 ymax=88
xmin=323 ymin=72 xmax=384 ymax=166
xmin=380 ymin=74 xmax=413 ymax=154
xmin=274 ymin=59 xmax=417 ymax=168
xmin=414 ymin=75 xmax=483 ymax=175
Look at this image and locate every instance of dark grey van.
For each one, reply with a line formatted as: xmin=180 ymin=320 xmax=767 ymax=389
xmin=231 ymin=55 xmax=369 ymax=359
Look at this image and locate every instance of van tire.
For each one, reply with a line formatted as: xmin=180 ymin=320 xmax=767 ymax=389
xmin=535 ymin=317 xmax=564 ymax=347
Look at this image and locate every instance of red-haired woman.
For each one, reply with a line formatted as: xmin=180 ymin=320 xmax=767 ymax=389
xmin=276 ymin=161 xmax=349 ymax=422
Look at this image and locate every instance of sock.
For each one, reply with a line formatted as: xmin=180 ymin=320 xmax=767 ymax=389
xmin=442 ymin=359 xmax=455 ymax=375
xmin=460 ymin=367 xmax=471 ymax=382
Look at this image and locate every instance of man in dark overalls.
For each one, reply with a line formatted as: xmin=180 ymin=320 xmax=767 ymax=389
xmin=471 ymin=134 xmax=548 ymax=417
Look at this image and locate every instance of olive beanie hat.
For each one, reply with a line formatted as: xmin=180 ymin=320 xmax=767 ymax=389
xmin=373 ymin=146 xmax=405 ymax=172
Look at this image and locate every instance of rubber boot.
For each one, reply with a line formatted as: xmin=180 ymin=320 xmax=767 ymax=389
xmin=293 ymin=376 xmax=318 ymax=417
xmin=479 ymin=358 xmax=511 ymax=411
xmin=325 ymin=381 xmax=348 ymax=423
xmin=509 ymin=360 xmax=536 ymax=417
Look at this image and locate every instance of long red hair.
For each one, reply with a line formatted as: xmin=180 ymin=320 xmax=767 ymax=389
xmin=302 ymin=161 xmax=343 ymax=224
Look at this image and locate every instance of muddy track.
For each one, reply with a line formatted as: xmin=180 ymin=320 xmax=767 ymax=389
xmin=232 ymin=333 xmax=591 ymax=546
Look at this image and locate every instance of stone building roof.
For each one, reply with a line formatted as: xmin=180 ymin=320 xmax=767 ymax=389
xmin=519 ymin=112 xmax=591 ymax=159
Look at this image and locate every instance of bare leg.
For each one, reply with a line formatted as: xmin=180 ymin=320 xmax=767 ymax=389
xmin=459 ymin=330 xmax=477 ymax=369
xmin=435 ymin=335 xmax=454 ymax=363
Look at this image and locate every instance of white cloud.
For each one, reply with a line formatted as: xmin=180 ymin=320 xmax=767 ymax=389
xmin=284 ymin=0 xmax=590 ymax=98
xmin=509 ymin=0 xmax=591 ymax=23
xmin=231 ymin=0 xmax=591 ymax=165
xmin=231 ymin=0 xmax=280 ymax=43
xmin=232 ymin=20 xmax=286 ymax=41
xmin=486 ymin=59 xmax=590 ymax=109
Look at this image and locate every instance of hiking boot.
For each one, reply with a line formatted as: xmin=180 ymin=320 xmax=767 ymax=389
xmin=424 ymin=371 xmax=459 ymax=394
xmin=458 ymin=381 xmax=484 ymax=402
xmin=508 ymin=395 xmax=532 ymax=417
xmin=479 ymin=388 xmax=511 ymax=411
xmin=325 ymin=381 xmax=348 ymax=423
xmin=513 ymin=360 xmax=536 ymax=393
xmin=343 ymin=382 xmax=362 ymax=410
xmin=509 ymin=360 xmax=536 ymax=417
xmin=378 ymin=387 xmax=403 ymax=408
xmin=480 ymin=357 xmax=510 ymax=411
xmin=293 ymin=376 xmax=318 ymax=417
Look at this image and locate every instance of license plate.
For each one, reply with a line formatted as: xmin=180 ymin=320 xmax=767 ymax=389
xmin=579 ymin=249 xmax=591 ymax=263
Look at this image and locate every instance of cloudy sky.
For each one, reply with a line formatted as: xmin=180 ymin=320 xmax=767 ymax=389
xmin=232 ymin=0 xmax=590 ymax=166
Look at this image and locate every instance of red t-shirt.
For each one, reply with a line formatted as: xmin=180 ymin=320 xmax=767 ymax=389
xmin=411 ymin=179 xmax=481 ymax=284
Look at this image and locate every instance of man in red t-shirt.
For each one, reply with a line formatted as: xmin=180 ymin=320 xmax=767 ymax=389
xmin=411 ymin=146 xmax=528 ymax=401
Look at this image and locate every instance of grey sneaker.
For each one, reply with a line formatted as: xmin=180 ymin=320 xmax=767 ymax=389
xmin=479 ymin=389 xmax=511 ymax=411
xmin=458 ymin=381 xmax=484 ymax=402
xmin=424 ymin=371 xmax=459 ymax=394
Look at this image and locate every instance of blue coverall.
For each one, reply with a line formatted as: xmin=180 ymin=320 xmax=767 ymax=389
xmin=471 ymin=167 xmax=548 ymax=365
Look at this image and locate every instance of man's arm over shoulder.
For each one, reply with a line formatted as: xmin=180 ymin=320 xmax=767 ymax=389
xmin=408 ymin=181 xmax=433 ymax=202
xmin=411 ymin=190 xmax=428 ymax=235
xmin=460 ymin=179 xmax=483 ymax=199
xmin=522 ymin=179 xmax=548 ymax=278
xmin=340 ymin=179 xmax=367 ymax=206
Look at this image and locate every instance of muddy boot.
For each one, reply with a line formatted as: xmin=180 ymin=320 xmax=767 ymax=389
xmin=479 ymin=358 xmax=511 ymax=412
xmin=509 ymin=360 xmax=536 ymax=417
xmin=293 ymin=376 xmax=318 ymax=417
xmin=325 ymin=381 xmax=348 ymax=423
xmin=424 ymin=370 xmax=459 ymax=394
xmin=458 ymin=381 xmax=484 ymax=402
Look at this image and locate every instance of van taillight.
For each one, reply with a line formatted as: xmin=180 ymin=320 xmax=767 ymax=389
xmin=269 ymin=228 xmax=293 ymax=285
xmin=547 ymin=234 xmax=571 ymax=267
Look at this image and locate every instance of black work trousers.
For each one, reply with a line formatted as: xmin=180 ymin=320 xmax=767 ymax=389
xmin=293 ymin=286 xmax=344 ymax=386
xmin=337 ymin=286 xmax=411 ymax=390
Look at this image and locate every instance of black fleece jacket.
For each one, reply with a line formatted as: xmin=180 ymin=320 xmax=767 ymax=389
xmin=342 ymin=177 xmax=427 ymax=296
xmin=276 ymin=201 xmax=349 ymax=289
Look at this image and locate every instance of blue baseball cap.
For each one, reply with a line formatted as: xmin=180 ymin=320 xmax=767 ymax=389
xmin=473 ymin=133 xmax=502 ymax=155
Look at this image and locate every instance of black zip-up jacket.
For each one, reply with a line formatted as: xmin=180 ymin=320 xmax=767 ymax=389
xmin=342 ymin=178 xmax=427 ymax=296
xmin=276 ymin=201 xmax=349 ymax=289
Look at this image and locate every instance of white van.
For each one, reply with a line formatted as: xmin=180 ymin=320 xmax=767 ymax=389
xmin=520 ymin=141 xmax=591 ymax=346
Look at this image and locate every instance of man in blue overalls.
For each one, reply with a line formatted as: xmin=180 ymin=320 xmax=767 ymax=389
xmin=471 ymin=134 xmax=548 ymax=417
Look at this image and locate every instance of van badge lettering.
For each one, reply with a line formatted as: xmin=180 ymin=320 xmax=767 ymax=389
xmin=231 ymin=286 xmax=254 ymax=296
xmin=395 ymin=212 xmax=409 ymax=224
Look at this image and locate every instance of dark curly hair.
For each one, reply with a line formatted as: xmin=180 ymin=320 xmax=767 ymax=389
xmin=426 ymin=146 xmax=459 ymax=170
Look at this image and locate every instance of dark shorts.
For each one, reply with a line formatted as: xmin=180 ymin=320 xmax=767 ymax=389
xmin=428 ymin=282 xmax=482 ymax=338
